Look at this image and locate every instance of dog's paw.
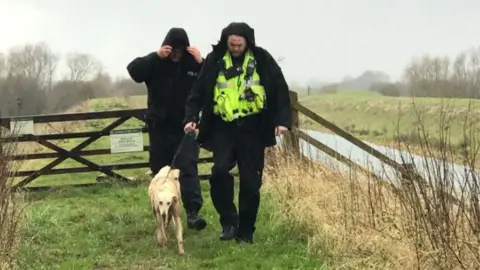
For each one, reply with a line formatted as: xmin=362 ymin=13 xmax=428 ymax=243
xmin=161 ymin=240 xmax=168 ymax=248
xmin=178 ymin=246 xmax=185 ymax=255
xmin=157 ymin=242 xmax=168 ymax=249
xmin=156 ymin=238 xmax=168 ymax=248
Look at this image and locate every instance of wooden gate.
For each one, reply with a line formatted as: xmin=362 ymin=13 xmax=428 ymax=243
xmin=0 ymin=108 xmax=213 ymax=191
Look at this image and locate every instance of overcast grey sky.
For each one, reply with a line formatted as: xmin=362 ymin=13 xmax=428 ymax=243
xmin=1 ymin=0 xmax=478 ymax=86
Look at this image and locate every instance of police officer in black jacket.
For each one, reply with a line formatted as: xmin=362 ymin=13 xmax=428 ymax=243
xmin=127 ymin=27 xmax=207 ymax=231
xmin=184 ymin=22 xmax=292 ymax=243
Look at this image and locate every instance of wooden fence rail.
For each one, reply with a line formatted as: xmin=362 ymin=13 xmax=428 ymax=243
xmin=287 ymin=91 xmax=407 ymax=176
xmin=287 ymin=91 xmax=462 ymax=206
xmin=0 ymin=108 xmax=214 ymax=191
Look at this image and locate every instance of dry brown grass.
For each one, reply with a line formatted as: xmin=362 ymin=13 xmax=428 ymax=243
xmin=263 ymin=140 xmax=480 ymax=269
xmin=0 ymin=128 xmax=26 ymax=270
xmin=264 ymin=148 xmax=414 ymax=269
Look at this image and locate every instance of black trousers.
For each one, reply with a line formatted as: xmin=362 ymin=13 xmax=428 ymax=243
xmin=209 ymin=116 xmax=265 ymax=236
xmin=147 ymin=120 xmax=203 ymax=214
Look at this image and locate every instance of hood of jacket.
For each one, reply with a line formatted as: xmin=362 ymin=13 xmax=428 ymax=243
xmin=212 ymin=22 xmax=256 ymax=53
xmin=162 ymin=27 xmax=190 ymax=49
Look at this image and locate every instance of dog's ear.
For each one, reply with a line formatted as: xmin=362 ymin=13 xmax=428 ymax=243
xmin=172 ymin=195 xmax=178 ymax=203
xmin=173 ymin=169 xmax=180 ymax=180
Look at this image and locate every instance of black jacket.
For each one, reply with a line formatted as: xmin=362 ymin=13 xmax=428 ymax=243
xmin=126 ymin=27 xmax=203 ymax=128
xmin=184 ymin=22 xmax=292 ymax=148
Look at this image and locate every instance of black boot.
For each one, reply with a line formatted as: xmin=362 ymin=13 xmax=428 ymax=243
xmin=219 ymin=225 xmax=238 ymax=241
xmin=235 ymin=232 xmax=253 ymax=244
xmin=187 ymin=212 xmax=207 ymax=231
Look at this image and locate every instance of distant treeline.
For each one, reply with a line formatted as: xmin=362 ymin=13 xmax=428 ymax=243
xmin=2 ymin=42 xmax=480 ymax=118
xmin=0 ymin=42 xmax=145 ymax=117
xmin=316 ymin=47 xmax=480 ymax=99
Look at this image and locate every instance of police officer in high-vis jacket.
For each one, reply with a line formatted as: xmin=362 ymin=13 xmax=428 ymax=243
xmin=183 ymin=22 xmax=292 ymax=243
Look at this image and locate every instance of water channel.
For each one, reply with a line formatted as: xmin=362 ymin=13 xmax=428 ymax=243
xmin=277 ymin=129 xmax=479 ymax=191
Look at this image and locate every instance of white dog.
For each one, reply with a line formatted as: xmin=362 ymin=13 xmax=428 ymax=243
xmin=148 ymin=165 xmax=184 ymax=255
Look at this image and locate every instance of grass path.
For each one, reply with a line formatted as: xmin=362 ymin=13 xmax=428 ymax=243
xmin=16 ymin=180 xmax=325 ymax=269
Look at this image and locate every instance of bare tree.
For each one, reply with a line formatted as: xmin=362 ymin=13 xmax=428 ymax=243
xmin=90 ymin=71 xmax=113 ymax=96
xmin=0 ymin=42 xmax=59 ymax=116
xmin=65 ymin=52 xmax=101 ymax=82
xmin=466 ymin=47 xmax=480 ymax=99
xmin=5 ymin=42 xmax=59 ymax=90
xmin=44 ymin=51 xmax=59 ymax=93
xmin=0 ymin=53 xmax=6 ymax=79
xmin=403 ymin=47 xmax=480 ymax=99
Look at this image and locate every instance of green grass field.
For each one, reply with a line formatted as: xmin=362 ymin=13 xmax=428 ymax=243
xmin=16 ymin=182 xmax=324 ymax=269
xmin=298 ymin=89 xmax=480 ymax=162
xmin=12 ymin=97 xmax=325 ymax=269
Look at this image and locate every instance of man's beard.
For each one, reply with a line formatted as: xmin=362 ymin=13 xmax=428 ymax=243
xmin=230 ymin=50 xmax=245 ymax=58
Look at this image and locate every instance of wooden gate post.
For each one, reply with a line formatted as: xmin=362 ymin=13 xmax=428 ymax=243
xmin=281 ymin=90 xmax=300 ymax=156
xmin=0 ymin=111 xmax=3 ymax=157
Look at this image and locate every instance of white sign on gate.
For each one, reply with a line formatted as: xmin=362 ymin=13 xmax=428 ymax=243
xmin=10 ymin=118 xmax=34 ymax=135
xmin=109 ymin=129 xmax=144 ymax=153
